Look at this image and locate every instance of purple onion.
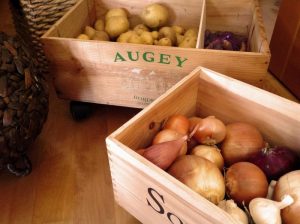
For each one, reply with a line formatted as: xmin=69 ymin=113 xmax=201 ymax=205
xmin=248 ymin=145 xmax=299 ymax=181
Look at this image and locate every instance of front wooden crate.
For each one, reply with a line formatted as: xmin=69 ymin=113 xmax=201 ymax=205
xmin=42 ymin=0 xmax=270 ymax=108
xmin=106 ymin=67 xmax=300 ymax=224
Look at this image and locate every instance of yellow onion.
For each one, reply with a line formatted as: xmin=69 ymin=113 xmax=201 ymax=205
xmin=163 ymin=114 xmax=190 ymax=135
xmin=273 ymin=170 xmax=300 ymax=224
xmin=189 ymin=116 xmax=226 ymax=145
xmin=191 ymin=145 xmax=224 ymax=170
xmin=152 ymin=129 xmax=187 ymax=156
xmin=225 ymin=162 xmax=268 ymax=206
xmin=168 ymin=155 xmax=225 ymax=204
xmin=221 ymin=122 xmax=264 ymax=166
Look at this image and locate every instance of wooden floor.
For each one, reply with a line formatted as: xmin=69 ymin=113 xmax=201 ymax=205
xmin=0 ymin=0 xmax=297 ymax=224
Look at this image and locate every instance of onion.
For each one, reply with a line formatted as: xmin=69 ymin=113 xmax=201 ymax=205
xmin=248 ymin=144 xmax=299 ymax=181
xmin=221 ymin=122 xmax=264 ymax=166
xmin=189 ymin=116 xmax=226 ymax=145
xmin=168 ymin=155 xmax=225 ymax=204
xmin=138 ymin=123 xmax=200 ymax=170
xmin=152 ymin=129 xmax=187 ymax=156
xmin=225 ymin=162 xmax=268 ymax=206
xmin=273 ymin=170 xmax=300 ymax=224
xmin=164 ymin=114 xmax=190 ymax=135
xmin=191 ymin=145 xmax=224 ymax=170
xmin=138 ymin=134 xmax=188 ymax=170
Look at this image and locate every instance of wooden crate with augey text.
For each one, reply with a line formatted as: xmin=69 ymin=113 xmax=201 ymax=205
xmin=42 ymin=0 xmax=270 ymax=108
xmin=106 ymin=66 xmax=300 ymax=224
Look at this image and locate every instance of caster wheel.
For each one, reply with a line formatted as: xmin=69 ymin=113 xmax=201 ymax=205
xmin=70 ymin=101 xmax=94 ymax=121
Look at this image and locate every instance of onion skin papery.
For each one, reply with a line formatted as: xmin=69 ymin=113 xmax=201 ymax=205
xmin=191 ymin=145 xmax=224 ymax=170
xmin=152 ymin=129 xmax=188 ymax=156
xmin=168 ymin=155 xmax=225 ymax=204
xmin=221 ymin=122 xmax=264 ymax=166
xmin=273 ymin=170 xmax=300 ymax=224
xmin=189 ymin=116 xmax=226 ymax=145
xmin=248 ymin=145 xmax=299 ymax=181
xmin=163 ymin=114 xmax=190 ymax=135
xmin=225 ymin=162 xmax=268 ymax=206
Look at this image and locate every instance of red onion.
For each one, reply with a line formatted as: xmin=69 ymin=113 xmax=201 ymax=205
xmin=248 ymin=144 xmax=299 ymax=181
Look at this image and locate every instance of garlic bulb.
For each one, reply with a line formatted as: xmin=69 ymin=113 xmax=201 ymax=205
xmin=218 ymin=200 xmax=248 ymax=224
xmin=249 ymin=195 xmax=294 ymax=224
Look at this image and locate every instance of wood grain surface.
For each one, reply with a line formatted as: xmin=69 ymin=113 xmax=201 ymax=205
xmin=0 ymin=0 xmax=297 ymax=224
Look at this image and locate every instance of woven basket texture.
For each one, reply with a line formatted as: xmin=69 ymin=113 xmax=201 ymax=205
xmin=9 ymin=0 xmax=77 ymax=74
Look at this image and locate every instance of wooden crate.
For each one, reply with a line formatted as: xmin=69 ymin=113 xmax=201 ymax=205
xmin=41 ymin=0 xmax=270 ymax=108
xmin=106 ymin=66 xmax=300 ymax=224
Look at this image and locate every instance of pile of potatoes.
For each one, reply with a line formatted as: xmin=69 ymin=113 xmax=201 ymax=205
xmin=76 ymin=3 xmax=198 ymax=48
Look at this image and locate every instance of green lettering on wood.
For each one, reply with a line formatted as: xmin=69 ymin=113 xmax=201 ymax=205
xmin=159 ymin=54 xmax=171 ymax=64
xmin=114 ymin=52 xmax=126 ymax=62
xmin=143 ymin=52 xmax=155 ymax=62
xmin=175 ymin=56 xmax=188 ymax=67
xmin=128 ymin=51 xmax=139 ymax=61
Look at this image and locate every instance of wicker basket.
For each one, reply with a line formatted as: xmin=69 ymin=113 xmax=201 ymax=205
xmin=9 ymin=0 xmax=77 ymax=74
xmin=0 ymin=0 xmax=77 ymax=176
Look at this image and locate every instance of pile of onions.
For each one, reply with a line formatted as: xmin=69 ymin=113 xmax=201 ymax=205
xmin=273 ymin=170 xmax=300 ymax=224
xmin=248 ymin=144 xmax=299 ymax=181
xmin=168 ymin=155 xmax=225 ymax=204
xmin=225 ymin=162 xmax=268 ymax=205
xmin=221 ymin=122 xmax=264 ymax=166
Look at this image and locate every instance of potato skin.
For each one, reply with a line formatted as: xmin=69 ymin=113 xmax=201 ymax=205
xmin=105 ymin=16 xmax=129 ymax=39
xmin=141 ymin=3 xmax=169 ymax=28
xmin=140 ymin=31 xmax=154 ymax=45
xmin=179 ymin=36 xmax=197 ymax=48
xmin=159 ymin=27 xmax=176 ymax=46
xmin=156 ymin=37 xmax=172 ymax=46
xmin=133 ymin=24 xmax=149 ymax=35
xmin=105 ymin=8 xmax=127 ymax=21
xmin=92 ymin=31 xmax=110 ymax=41
xmin=84 ymin=26 xmax=96 ymax=39
xmin=117 ymin=30 xmax=134 ymax=43
xmin=77 ymin=34 xmax=90 ymax=40
xmin=94 ymin=19 xmax=105 ymax=31
xmin=184 ymin=28 xmax=198 ymax=38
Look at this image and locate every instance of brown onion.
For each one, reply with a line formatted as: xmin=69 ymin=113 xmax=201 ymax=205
xmin=225 ymin=162 xmax=268 ymax=206
xmin=221 ymin=122 xmax=264 ymax=166
xmin=273 ymin=170 xmax=300 ymax=224
xmin=152 ymin=129 xmax=187 ymax=156
xmin=191 ymin=145 xmax=224 ymax=170
xmin=168 ymin=155 xmax=225 ymax=204
xmin=189 ymin=116 xmax=226 ymax=145
xmin=164 ymin=114 xmax=190 ymax=135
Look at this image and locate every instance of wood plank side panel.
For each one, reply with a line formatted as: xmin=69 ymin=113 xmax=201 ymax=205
xmin=110 ymin=72 xmax=199 ymax=150
xmin=41 ymin=37 xmax=269 ymax=108
xmin=196 ymin=0 xmax=206 ymax=48
xmin=206 ymin=0 xmax=253 ymax=35
xmin=248 ymin=0 xmax=270 ymax=54
xmin=43 ymin=0 xmax=96 ymax=39
xmin=106 ymin=140 xmax=237 ymax=224
xmin=195 ymin=68 xmax=300 ymax=152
